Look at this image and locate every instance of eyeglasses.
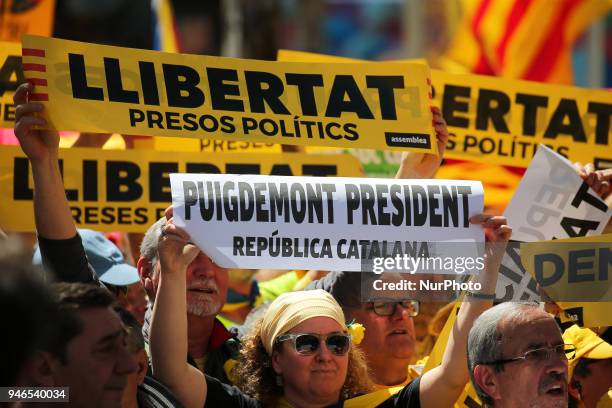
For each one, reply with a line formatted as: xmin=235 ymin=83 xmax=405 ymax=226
xmin=479 ymin=344 xmax=576 ymax=366
xmin=275 ymin=332 xmax=351 ymax=356
xmin=369 ymin=300 xmax=420 ymax=317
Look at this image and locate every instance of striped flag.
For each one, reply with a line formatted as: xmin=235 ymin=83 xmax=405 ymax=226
xmin=142 ymin=0 xmax=181 ymax=150
xmin=437 ymin=0 xmax=611 ymax=213
xmin=152 ymin=0 xmax=180 ymax=53
xmin=443 ymin=0 xmax=611 ymax=84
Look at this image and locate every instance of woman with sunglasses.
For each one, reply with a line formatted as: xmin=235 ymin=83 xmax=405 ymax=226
xmin=150 ymin=217 xmax=374 ymax=407
xmin=232 ymin=289 xmax=375 ymax=407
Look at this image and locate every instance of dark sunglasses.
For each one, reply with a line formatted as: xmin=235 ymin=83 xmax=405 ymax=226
xmin=275 ymin=332 xmax=351 ymax=356
xmin=370 ymin=300 xmax=420 ymax=317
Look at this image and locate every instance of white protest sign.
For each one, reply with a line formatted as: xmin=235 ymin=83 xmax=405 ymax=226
xmin=496 ymin=145 xmax=611 ymax=301
xmin=505 ymin=145 xmax=611 ymax=242
xmin=170 ymin=174 xmax=484 ymax=271
xmin=495 ymin=241 xmax=541 ymax=302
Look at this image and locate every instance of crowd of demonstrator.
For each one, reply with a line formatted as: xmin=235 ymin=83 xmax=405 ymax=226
xmin=2 ymin=82 xmax=611 ymax=408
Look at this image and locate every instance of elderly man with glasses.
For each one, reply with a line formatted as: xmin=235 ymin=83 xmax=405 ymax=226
xmin=468 ymin=302 xmax=575 ymax=408
xmin=308 ymin=272 xmax=423 ymax=388
xmin=306 ymin=240 xmax=513 ymax=407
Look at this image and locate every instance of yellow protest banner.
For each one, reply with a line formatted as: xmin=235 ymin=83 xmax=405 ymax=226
xmin=277 ymin=51 xmax=522 ymax=212
xmin=153 ymin=137 xmax=281 ymax=153
xmin=0 ymin=145 xmax=363 ymax=232
xmin=422 ymin=302 xmax=483 ymax=408
xmin=521 ymin=234 xmax=612 ymax=327
xmin=200 ymin=140 xmax=280 ymax=153
xmin=0 ymin=41 xmax=21 ymax=128
xmin=278 ymin=49 xmax=612 ymax=169
xmin=434 ymin=70 xmax=611 ymax=169
xmin=521 ymin=234 xmax=612 ymax=302
xmin=555 ymin=301 xmax=612 ymax=329
xmin=423 ymin=302 xmax=459 ymax=373
xmin=0 ymin=0 xmax=55 ymax=41
xmin=21 ymin=35 xmax=435 ymax=153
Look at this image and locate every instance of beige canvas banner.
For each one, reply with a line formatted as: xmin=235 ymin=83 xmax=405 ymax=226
xmin=277 ymin=50 xmax=612 ymax=169
xmin=21 ymin=35 xmax=435 ymax=153
xmin=0 ymin=145 xmax=362 ymax=232
xmin=0 ymin=41 xmax=21 ymax=128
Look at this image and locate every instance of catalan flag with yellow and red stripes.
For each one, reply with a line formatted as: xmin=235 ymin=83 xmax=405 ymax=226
xmin=437 ymin=0 xmax=611 ymax=215
xmin=443 ymin=0 xmax=611 ymax=84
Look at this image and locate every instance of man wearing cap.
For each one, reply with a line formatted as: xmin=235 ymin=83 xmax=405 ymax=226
xmin=34 ymin=229 xmax=140 ymax=288
xmin=468 ymin=302 xmax=572 ymax=408
xmin=33 ymin=229 xmax=148 ymax=324
xmin=563 ymin=325 xmax=612 ymax=408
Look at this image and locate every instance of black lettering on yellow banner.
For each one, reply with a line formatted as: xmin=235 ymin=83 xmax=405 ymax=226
xmin=277 ymin=49 xmax=612 ymax=169
xmin=521 ymin=235 xmax=612 ymax=303
xmin=152 ymin=137 xmax=281 ymax=153
xmin=0 ymin=41 xmax=22 ymax=127
xmin=200 ymin=140 xmax=280 ymax=153
xmin=555 ymin=301 xmax=612 ymax=328
xmin=21 ymin=35 xmax=435 ymax=153
xmin=522 ymin=236 xmax=612 ymax=326
xmin=0 ymin=145 xmax=362 ymax=232
xmin=436 ymin=71 xmax=611 ymax=169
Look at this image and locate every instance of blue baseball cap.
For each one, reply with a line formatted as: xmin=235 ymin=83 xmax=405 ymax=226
xmin=33 ymin=229 xmax=139 ymax=286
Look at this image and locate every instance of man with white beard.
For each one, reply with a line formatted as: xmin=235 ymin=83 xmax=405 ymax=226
xmin=138 ymin=212 xmax=238 ymax=382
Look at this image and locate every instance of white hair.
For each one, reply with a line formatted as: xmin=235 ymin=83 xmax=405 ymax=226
xmin=139 ymin=217 xmax=167 ymax=264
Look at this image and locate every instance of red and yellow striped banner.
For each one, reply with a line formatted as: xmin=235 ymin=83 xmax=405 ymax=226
xmin=443 ymin=0 xmax=611 ymax=84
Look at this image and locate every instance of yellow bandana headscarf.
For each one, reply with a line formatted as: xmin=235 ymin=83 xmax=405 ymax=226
xmin=260 ymin=289 xmax=346 ymax=355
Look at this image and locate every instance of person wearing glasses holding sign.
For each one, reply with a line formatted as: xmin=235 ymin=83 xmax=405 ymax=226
xmin=308 ymin=272 xmax=424 ymax=389
xmin=307 ymin=218 xmax=509 ymax=396
xmin=468 ymin=302 xmax=576 ymax=408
